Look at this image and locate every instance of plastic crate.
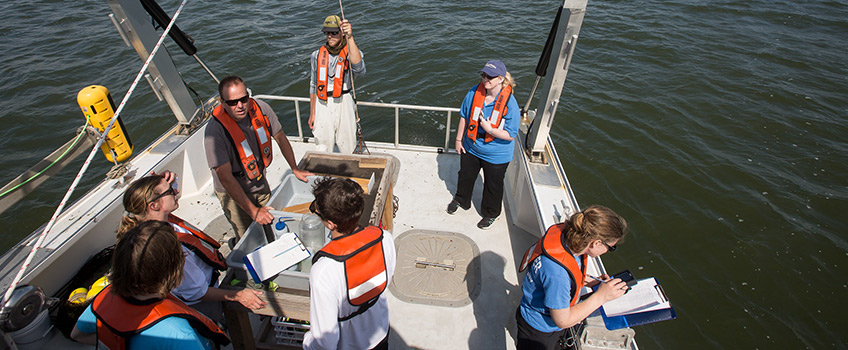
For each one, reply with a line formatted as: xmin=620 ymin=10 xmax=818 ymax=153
xmin=272 ymin=316 xmax=310 ymax=346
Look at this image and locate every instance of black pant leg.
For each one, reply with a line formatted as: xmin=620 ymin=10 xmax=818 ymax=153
xmin=454 ymin=152 xmax=482 ymax=208
xmin=480 ymin=159 xmax=509 ymax=218
xmin=515 ymin=307 xmax=565 ymax=350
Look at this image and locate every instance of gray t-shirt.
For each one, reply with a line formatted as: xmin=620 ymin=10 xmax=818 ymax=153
xmin=204 ymin=99 xmax=282 ymax=194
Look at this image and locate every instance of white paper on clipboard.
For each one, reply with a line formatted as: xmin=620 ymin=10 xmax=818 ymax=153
xmin=243 ymin=231 xmax=310 ymax=282
xmin=601 ymin=277 xmax=671 ymax=317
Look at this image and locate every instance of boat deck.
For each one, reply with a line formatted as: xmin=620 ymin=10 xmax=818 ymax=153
xmin=283 ymin=141 xmax=536 ymax=349
xmin=5 ymin=109 xmax=621 ymax=349
xmin=184 ymin=139 xmax=538 ymax=349
xmin=369 ymin=145 xmax=536 ymax=349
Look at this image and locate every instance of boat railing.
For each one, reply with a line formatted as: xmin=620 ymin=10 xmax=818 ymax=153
xmin=253 ymin=94 xmax=461 ymax=151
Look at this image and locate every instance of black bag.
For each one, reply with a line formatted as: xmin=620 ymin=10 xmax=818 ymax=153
xmin=52 ymin=245 xmax=114 ymax=338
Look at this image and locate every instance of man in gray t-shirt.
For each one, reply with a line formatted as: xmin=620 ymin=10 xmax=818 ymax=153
xmin=204 ymin=76 xmax=311 ymax=240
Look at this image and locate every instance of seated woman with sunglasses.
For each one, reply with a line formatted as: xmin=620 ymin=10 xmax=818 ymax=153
xmin=117 ymin=171 xmax=267 ymax=322
xmin=515 ymin=206 xmax=629 ymax=350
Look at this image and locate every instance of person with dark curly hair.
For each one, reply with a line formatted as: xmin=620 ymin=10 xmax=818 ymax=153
xmin=302 ymin=177 xmax=395 ymax=350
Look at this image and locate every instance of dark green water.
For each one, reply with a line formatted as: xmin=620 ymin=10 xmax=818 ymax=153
xmin=1 ymin=1 xmax=846 ymax=348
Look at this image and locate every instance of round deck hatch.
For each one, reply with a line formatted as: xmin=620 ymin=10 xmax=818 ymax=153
xmin=389 ymin=229 xmax=480 ymax=307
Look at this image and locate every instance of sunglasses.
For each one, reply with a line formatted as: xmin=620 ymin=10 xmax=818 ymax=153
xmin=481 ymin=74 xmax=499 ymax=80
xmin=309 ymin=201 xmax=325 ymax=220
xmin=325 ymin=31 xmax=340 ymax=36
xmin=223 ymin=95 xmax=249 ymax=106
xmin=150 ymin=187 xmax=176 ymax=203
xmin=600 ymin=240 xmax=617 ymax=252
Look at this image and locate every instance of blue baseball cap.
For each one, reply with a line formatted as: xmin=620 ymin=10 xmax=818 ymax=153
xmin=478 ymin=60 xmax=507 ymax=77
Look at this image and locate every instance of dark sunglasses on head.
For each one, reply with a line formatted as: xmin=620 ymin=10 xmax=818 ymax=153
xmin=223 ymin=95 xmax=249 ymax=106
xmin=325 ymin=31 xmax=340 ymax=36
xmin=150 ymin=187 xmax=176 ymax=203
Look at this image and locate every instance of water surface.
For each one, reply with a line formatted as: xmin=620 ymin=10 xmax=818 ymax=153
xmin=1 ymin=0 xmax=846 ymax=348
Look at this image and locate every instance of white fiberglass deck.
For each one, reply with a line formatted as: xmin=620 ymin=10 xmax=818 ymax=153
xmin=365 ymin=145 xmax=536 ymax=349
xmin=282 ymin=140 xmax=537 ymax=349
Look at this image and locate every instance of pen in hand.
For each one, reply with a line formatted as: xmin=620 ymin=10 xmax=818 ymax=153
xmin=587 ymin=275 xmax=608 ymax=283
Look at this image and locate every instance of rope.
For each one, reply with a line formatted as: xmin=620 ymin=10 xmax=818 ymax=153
xmin=1 ymin=0 xmax=190 ymax=306
xmin=0 ymin=121 xmax=89 ymax=198
xmin=338 ymin=0 xmax=369 ymax=154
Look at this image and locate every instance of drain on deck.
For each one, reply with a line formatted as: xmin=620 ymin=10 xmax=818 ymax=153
xmin=389 ymin=229 xmax=480 ymax=307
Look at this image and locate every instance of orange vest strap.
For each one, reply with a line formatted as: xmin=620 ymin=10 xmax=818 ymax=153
xmin=169 ymin=215 xmax=227 ymax=271
xmin=519 ymin=223 xmax=587 ymax=307
xmin=91 ymin=285 xmax=230 ymax=349
xmin=465 ymin=83 xmax=512 ymax=143
xmin=316 ymin=45 xmax=350 ymax=101
xmin=211 ymin=98 xmax=273 ymax=180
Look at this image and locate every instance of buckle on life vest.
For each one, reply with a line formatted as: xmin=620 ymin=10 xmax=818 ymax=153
xmin=318 ymin=85 xmax=325 ymax=92
xmin=247 ymin=160 xmax=256 ymax=170
xmin=263 ymin=146 xmax=271 ymax=155
xmin=468 ymin=124 xmax=476 ymax=132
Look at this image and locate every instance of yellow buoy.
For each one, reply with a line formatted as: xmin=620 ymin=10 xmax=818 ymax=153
xmin=68 ymin=288 xmax=88 ymax=305
xmin=86 ymin=276 xmax=110 ymax=301
xmin=77 ymin=85 xmax=133 ymax=163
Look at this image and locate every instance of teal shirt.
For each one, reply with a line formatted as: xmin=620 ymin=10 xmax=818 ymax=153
xmin=76 ymin=304 xmax=214 ymax=349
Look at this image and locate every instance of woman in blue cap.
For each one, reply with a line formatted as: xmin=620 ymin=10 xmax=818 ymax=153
xmin=447 ymin=60 xmax=519 ymax=229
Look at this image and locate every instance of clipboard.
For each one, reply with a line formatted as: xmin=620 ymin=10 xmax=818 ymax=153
xmin=597 ymin=277 xmax=677 ymax=330
xmin=243 ymin=231 xmax=310 ymax=283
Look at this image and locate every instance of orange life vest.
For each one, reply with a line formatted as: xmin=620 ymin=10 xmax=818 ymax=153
xmin=168 ymin=214 xmax=227 ymax=271
xmin=312 ymin=226 xmax=387 ymax=321
xmin=519 ymin=223 xmax=587 ymax=307
xmin=211 ymin=98 xmax=273 ymax=180
xmin=316 ymin=45 xmax=350 ymax=101
xmin=91 ymin=285 xmax=230 ymax=350
xmin=465 ymin=83 xmax=513 ymax=143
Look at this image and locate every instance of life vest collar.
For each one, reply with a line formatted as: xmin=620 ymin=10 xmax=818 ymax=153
xmin=168 ymin=214 xmax=228 ymax=271
xmin=519 ymin=223 xmax=587 ymax=307
xmin=211 ymin=98 xmax=273 ymax=180
xmin=316 ymin=45 xmax=350 ymax=101
xmin=313 ymin=226 xmax=388 ymax=321
xmin=465 ymin=83 xmax=512 ymax=143
xmin=91 ymin=285 xmax=230 ymax=350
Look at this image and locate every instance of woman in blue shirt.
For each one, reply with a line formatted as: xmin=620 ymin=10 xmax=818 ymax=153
xmin=517 ymin=206 xmax=629 ymax=349
xmin=447 ymin=60 xmax=520 ymax=229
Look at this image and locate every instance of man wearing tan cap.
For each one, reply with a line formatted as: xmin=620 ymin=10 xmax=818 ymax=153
xmin=308 ymin=15 xmax=365 ymax=154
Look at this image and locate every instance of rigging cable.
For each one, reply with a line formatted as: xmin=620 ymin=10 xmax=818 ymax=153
xmin=0 ymin=121 xmax=90 ymax=198
xmin=1 ymin=0 xmax=191 ymax=306
xmin=338 ymin=0 xmax=369 ymax=154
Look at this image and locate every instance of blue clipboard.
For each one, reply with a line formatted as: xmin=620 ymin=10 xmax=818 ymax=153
xmin=596 ymin=277 xmax=677 ymax=330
